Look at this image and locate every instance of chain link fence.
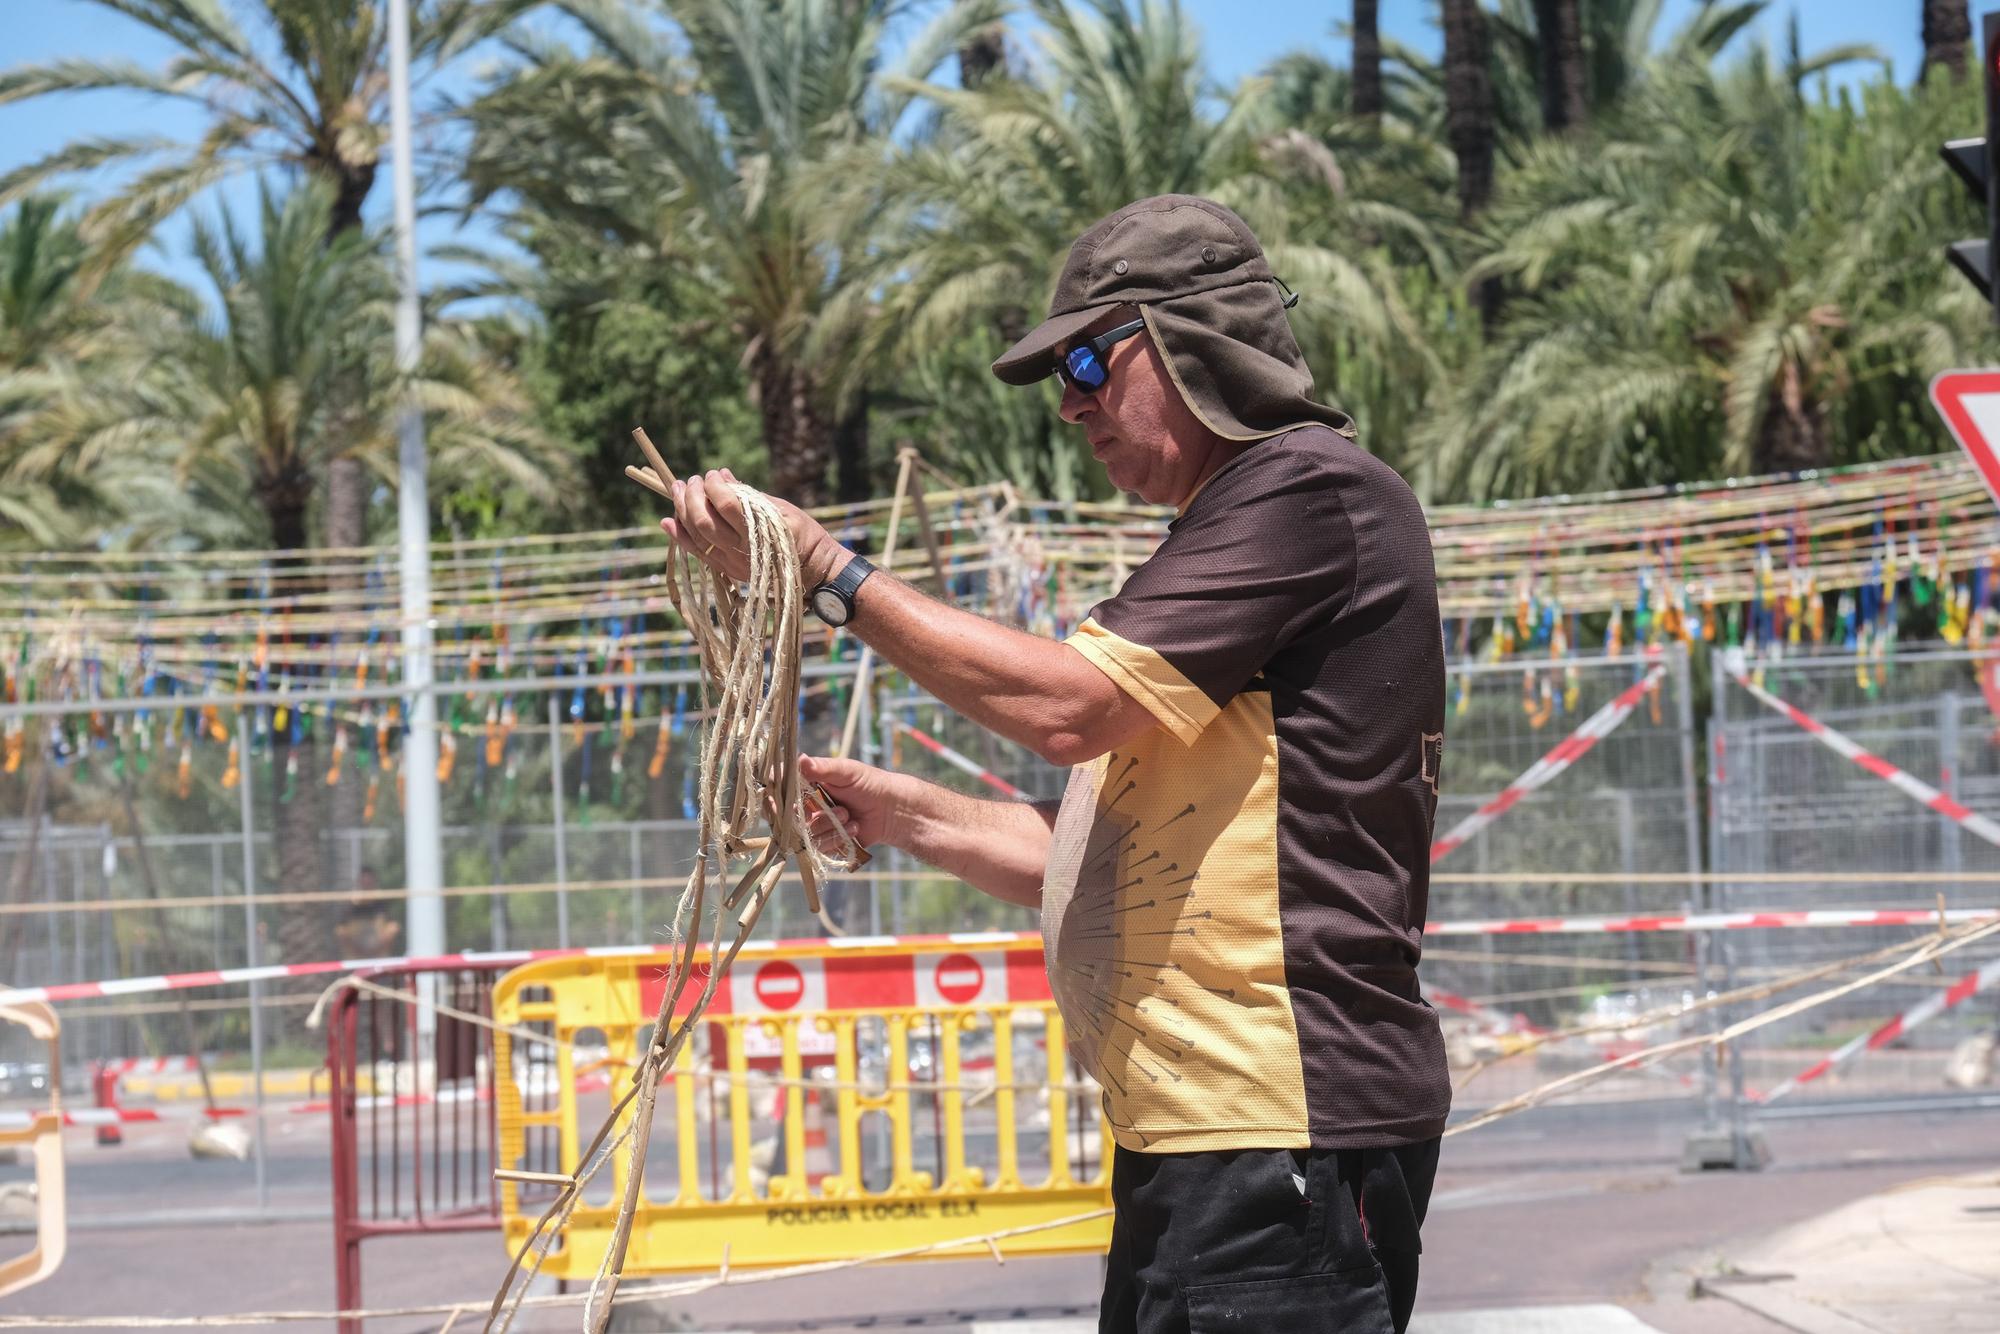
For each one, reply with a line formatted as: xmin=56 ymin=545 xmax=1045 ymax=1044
xmin=1712 ymin=647 xmax=2000 ymax=1116
xmin=6 ymin=642 xmax=2000 ymax=1205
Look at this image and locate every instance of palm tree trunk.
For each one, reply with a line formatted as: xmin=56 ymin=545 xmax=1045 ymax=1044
xmin=834 ymin=390 xmax=872 ymax=505
xmin=1923 ymin=1 xmax=1973 ymax=82
xmin=319 ymin=172 xmax=376 ymax=905
xmin=756 ymin=348 xmax=832 ymax=506
xmin=263 ymin=486 xmax=336 ymax=979
xmin=1352 ymin=0 xmax=1383 ymax=124
xmin=958 ymin=26 xmax=1007 ymax=89
xmin=1533 ymin=0 xmax=1588 ymax=132
xmin=1753 ymin=375 xmax=1829 ymax=475
xmin=1443 ymin=0 xmax=1501 ymax=326
xmin=1443 ymin=0 xmax=1496 ymax=220
xmin=324 ymin=165 xmax=378 ymax=241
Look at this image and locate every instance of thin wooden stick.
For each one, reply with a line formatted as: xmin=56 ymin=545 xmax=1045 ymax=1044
xmin=904 ymin=448 xmax=955 ymax=608
xmin=836 ymin=450 xmax=915 ymax=760
xmin=623 ymin=465 xmax=673 ymax=501
xmin=493 ymin=1169 xmax=575 ymax=1187
xmin=630 ymin=428 xmax=678 ymax=488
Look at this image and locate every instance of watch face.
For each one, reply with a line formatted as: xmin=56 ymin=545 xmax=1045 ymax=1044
xmin=812 ymin=588 xmax=849 ymax=625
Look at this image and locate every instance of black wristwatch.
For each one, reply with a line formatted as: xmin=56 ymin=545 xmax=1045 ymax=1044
xmin=809 ymin=553 xmax=875 ymax=627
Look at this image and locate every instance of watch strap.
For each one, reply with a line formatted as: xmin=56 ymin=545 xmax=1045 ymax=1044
xmin=810 ymin=552 xmax=875 ymax=626
xmin=826 ymin=552 xmax=875 ymax=600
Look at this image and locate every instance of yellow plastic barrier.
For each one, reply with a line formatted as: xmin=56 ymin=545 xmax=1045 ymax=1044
xmin=492 ymin=933 xmax=1111 ymax=1277
xmin=0 ymin=1001 xmax=65 ymax=1298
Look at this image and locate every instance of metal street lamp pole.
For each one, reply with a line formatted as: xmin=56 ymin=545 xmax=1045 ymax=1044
xmin=386 ymin=0 xmax=445 ymax=992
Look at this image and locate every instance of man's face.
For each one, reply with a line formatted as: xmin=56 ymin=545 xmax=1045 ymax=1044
xmin=1057 ymin=310 xmax=1226 ymax=507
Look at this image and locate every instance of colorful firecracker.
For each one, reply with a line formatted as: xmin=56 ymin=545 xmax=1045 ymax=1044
xmin=3 ymin=454 xmax=2000 ymax=798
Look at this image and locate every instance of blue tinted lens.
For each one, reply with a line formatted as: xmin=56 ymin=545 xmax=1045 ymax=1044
xmin=1063 ymin=345 xmax=1106 ymax=390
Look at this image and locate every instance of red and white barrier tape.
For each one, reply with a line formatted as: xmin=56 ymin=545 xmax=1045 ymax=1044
xmin=1423 ymin=983 xmax=1544 ymax=1035
xmin=0 ymin=1104 xmax=246 ymax=1131
xmin=1756 ymin=955 xmax=2000 ymax=1103
xmin=893 ymin=720 xmax=1028 ymax=799
xmin=1425 ymin=907 xmax=1996 ymax=937
xmin=13 ymin=908 xmax=1995 ymax=1015
xmin=1431 ymin=663 xmax=1665 ymax=863
xmin=0 ymin=930 xmax=1043 ymax=1009
xmin=96 ymin=1055 xmax=205 ymax=1077
xmin=1730 ymin=669 xmax=2000 ymax=848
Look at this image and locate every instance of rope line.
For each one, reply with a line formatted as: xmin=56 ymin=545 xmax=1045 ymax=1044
xmin=0 ymin=1208 xmax=1115 ymax=1329
xmin=485 ymin=455 xmax=858 ymax=1334
xmin=1443 ymin=914 xmax=2000 ymax=1137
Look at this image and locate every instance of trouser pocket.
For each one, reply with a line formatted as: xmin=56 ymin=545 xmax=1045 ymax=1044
xmin=1185 ymin=1265 xmax=1395 ymax=1333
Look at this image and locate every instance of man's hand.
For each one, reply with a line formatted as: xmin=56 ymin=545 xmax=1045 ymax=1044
xmin=660 ymin=468 xmax=845 ymax=588
xmin=799 ymin=754 xmax=913 ymax=855
xmin=800 ymin=753 xmax=1057 ymax=908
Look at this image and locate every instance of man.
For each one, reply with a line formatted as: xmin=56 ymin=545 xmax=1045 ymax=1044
xmin=663 ymin=194 xmax=1449 ymax=1333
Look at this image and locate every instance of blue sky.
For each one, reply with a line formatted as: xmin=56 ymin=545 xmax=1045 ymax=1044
xmin=0 ymin=0 xmax=1942 ymax=293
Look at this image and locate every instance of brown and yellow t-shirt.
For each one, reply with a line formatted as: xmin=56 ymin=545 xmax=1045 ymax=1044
xmin=1042 ymin=425 xmax=1449 ymax=1152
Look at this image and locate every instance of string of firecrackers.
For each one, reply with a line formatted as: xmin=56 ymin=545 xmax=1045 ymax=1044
xmin=0 ymin=642 xmax=746 ymax=816
xmin=1755 ymin=955 xmax=2000 ymax=1103
xmin=1430 ymin=660 xmax=1666 ymax=863
xmin=0 ymin=496 xmax=1004 ymax=638
xmin=0 ymin=484 xmax=1001 ymax=593
xmin=0 ymin=451 xmax=1955 ymax=594
xmin=1727 ymin=657 xmax=2000 ymax=848
xmin=4 ymin=456 xmax=1996 ymax=697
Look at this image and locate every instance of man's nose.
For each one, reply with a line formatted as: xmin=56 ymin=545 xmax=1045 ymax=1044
xmin=1058 ymin=379 xmax=1092 ymax=424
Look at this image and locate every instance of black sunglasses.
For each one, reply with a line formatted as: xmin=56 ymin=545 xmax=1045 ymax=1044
xmin=1056 ymin=317 xmax=1147 ymax=394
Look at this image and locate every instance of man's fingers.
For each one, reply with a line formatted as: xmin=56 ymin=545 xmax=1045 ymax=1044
xmin=800 ymin=753 xmax=865 ymax=788
xmin=704 ymin=470 xmax=749 ymax=539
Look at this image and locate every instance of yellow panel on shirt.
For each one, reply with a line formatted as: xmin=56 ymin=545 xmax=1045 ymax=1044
xmin=1041 ymin=623 xmax=1307 ymax=1151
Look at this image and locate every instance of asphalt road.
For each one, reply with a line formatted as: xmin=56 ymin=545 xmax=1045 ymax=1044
xmin=5 ymin=1098 xmax=1996 ymax=1332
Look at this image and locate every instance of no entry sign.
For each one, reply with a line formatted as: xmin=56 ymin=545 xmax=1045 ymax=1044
xmin=746 ymin=957 xmax=825 ymax=1014
xmin=1929 ymin=370 xmax=2000 ymax=506
xmin=918 ymin=951 xmax=1004 ymax=1007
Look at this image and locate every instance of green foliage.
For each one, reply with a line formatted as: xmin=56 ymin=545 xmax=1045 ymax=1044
xmin=7 ymin=0 xmax=2000 ymax=532
xmin=1418 ymin=47 xmax=1999 ymax=498
xmin=0 ymin=180 xmax=569 ymax=551
xmin=484 ymin=221 xmax=765 ymax=532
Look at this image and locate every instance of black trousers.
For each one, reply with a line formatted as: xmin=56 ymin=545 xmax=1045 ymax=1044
xmin=1099 ymin=1139 xmax=1440 ymax=1334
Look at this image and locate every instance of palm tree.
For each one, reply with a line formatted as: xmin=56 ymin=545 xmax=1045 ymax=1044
xmin=813 ymin=0 xmax=1444 ymax=440
xmin=4 ymin=180 xmax=563 ymax=955
xmin=0 ymin=198 xmax=197 ymax=547
xmin=0 ymin=0 xmax=524 ymax=254
xmin=1531 ymin=0 xmax=1587 ymax=132
xmin=0 ymin=0 xmax=531 ymax=573
xmin=11 ymin=183 xmax=561 ymax=549
xmin=1415 ymin=40 xmax=1974 ymax=500
xmin=1393 ymin=1 xmax=1770 ymax=167
xmin=960 ymin=22 xmax=1009 ymax=89
xmin=1352 ymin=0 xmax=1383 ymax=124
xmin=462 ymin=0 xmax=1004 ymax=505
xmin=1923 ymin=1 xmax=1973 ymax=81
xmin=1442 ymin=0 xmax=1496 ymax=220
xmin=806 ymin=0 xmax=1457 ymax=482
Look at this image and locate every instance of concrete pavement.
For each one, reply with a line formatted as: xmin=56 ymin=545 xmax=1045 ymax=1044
xmin=1698 ymin=1171 xmax=2000 ymax=1334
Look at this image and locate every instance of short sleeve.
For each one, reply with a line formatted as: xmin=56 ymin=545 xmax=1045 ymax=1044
xmin=1063 ymin=436 xmax=1356 ymax=745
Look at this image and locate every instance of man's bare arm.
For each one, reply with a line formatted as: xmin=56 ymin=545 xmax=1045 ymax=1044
xmin=801 ymin=754 xmax=1057 ymax=908
xmin=846 ymin=571 xmax=1156 ymax=766
xmin=886 ymin=783 xmax=1060 ymax=909
xmin=662 ymin=469 xmax=1159 ymax=765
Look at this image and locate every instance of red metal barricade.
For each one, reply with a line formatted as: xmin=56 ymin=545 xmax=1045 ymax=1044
xmin=327 ymin=963 xmax=520 ymax=1333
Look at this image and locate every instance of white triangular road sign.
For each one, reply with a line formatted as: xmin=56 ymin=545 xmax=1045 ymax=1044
xmin=1930 ymin=369 xmax=2000 ymax=507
